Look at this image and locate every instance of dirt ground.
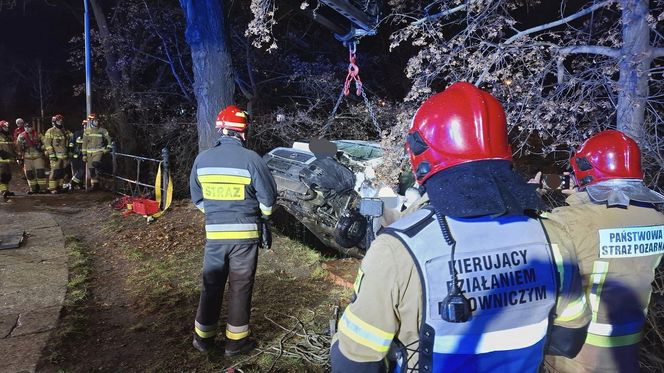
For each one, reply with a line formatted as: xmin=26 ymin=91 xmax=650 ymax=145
xmin=3 ymin=168 xmax=358 ymax=372
xmin=5 ymin=165 xmax=664 ymax=372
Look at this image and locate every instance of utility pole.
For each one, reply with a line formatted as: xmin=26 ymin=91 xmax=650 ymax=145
xmin=84 ymin=0 xmax=92 ymax=118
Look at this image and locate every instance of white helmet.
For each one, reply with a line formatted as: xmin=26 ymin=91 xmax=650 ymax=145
xmin=16 ymin=118 xmax=25 ymax=126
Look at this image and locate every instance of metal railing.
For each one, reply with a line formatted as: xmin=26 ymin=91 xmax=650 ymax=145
xmin=101 ymin=144 xmax=170 ymax=207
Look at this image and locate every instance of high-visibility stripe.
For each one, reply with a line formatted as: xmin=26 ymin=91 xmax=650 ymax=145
xmin=195 ymin=201 xmax=205 ymax=212
xmin=586 ymin=332 xmax=642 ymax=347
xmin=588 ymin=320 xmax=643 ymax=336
xmin=433 ymin=317 xmax=549 ymax=354
xmin=195 ymin=326 xmax=217 ymax=338
xmin=338 ymin=308 xmax=394 ymax=353
xmin=198 ymin=174 xmax=251 ymax=185
xmin=206 ymin=231 xmax=259 ymax=240
xmin=550 ymin=243 xmax=564 ymax=292
xmin=557 ymin=294 xmax=588 ymax=322
xmin=226 ymin=329 xmax=250 ymax=340
xmin=260 ymin=202 xmax=273 ymax=216
xmin=589 ymin=261 xmax=609 ymax=322
xmin=0 ymin=159 xmax=11 ymax=163
xmin=87 ymin=133 xmax=103 ymax=137
xmin=0 ymin=141 xmax=13 ymax=144
xmin=206 ymin=223 xmax=258 ymax=232
xmin=197 ymin=167 xmax=251 ymax=178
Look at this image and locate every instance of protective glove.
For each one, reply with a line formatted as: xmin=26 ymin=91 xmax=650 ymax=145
xmin=261 ymin=221 xmax=272 ymax=250
xmin=82 ymin=156 xmax=87 ymax=162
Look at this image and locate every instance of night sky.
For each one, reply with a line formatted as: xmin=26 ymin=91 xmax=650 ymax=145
xmin=0 ymin=2 xmax=80 ymax=125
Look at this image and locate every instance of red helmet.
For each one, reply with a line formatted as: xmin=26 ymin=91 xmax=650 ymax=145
xmin=571 ymin=130 xmax=643 ymax=187
xmin=0 ymin=120 xmax=8 ymax=130
xmin=52 ymin=114 xmax=64 ymax=124
xmin=406 ymin=82 xmax=512 ymax=183
xmin=215 ymin=105 xmax=248 ymax=133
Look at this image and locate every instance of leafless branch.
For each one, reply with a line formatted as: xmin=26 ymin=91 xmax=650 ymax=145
xmin=653 ymin=47 xmax=664 ymax=58
xmin=412 ymin=3 xmax=467 ymax=26
xmin=504 ymin=0 xmax=616 ymax=45
xmin=556 ymin=45 xmax=620 ymax=84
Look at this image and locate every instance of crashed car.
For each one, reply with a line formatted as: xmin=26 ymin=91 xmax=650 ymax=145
xmin=264 ymin=140 xmax=415 ymax=257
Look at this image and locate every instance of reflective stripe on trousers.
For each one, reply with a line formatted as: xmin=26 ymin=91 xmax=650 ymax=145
xmin=194 ymin=242 xmax=259 ymax=340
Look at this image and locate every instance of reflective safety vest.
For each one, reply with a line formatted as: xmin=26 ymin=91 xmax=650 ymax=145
xmin=384 ymin=208 xmax=558 ymax=372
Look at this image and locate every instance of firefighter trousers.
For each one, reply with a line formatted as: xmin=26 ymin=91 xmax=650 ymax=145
xmin=71 ymin=157 xmax=85 ymax=185
xmin=0 ymin=161 xmax=11 ymax=193
xmin=194 ymin=242 xmax=259 ymax=341
xmin=48 ymin=158 xmax=68 ymax=190
xmin=87 ymin=151 xmax=104 ymax=185
xmin=24 ymin=157 xmax=47 ymax=192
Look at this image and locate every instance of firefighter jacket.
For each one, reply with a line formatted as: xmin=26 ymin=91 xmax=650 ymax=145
xmin=69 ymin=129 xmax=84 ymax=159
xmin=544 ymin=192 xmax=664 ymax=373
xmin=0 ymin=132 xmax=15 ymax=162
xmin=82 ymin=126 xmax=112 ymax=157
xmin=189 ymin=136 xmax=278 ymax=243
xmin=43 ymin=127 xmax=71 ymax=160
xmin=16 ymin=130 xmax=44 ymax=160
xmin=332 ymin=206 xmax=590 ymax=372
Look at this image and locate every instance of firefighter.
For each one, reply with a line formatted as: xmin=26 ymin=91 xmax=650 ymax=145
xmin=189 ymin=105 xmax=277 ymax=355
xmin=16 ymin=121 xmax=47 ymax=193
xmin=544 ymin=130 xmax=664 ymax=373
xmin=43 ymin=114 xmax=71 ymax=193
xmin=81 ymin=113 xmax=112 ymax=189
xmin=13 ymin=117 xmax=25 ymax=143
xmin=68 ymin=119 xmax=87 ymax=189
xmin=0 ymin=120 xmax=16 ymax=200
xmin=331 ymin=82 xmax=590 ymax=372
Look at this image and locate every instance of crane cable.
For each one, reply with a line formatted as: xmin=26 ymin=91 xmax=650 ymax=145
xmin=320 ymin=41 xmax=381 ymax=137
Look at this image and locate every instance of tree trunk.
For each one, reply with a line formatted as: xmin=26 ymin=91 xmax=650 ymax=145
xmin=616 ymin=0 xmax=652 ymax=142
xmin=180 ymin=0 xmax=235 ymax=152
xmin=89 ymin=0 xmax=137 ymax=154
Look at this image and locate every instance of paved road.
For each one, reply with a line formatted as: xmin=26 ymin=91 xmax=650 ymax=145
xmin=0 ymin=210 xmax=67 ymax=373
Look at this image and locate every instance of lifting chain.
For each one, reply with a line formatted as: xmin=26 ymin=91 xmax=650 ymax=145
xmin=320 ymin=42 xmax=381 ymax=137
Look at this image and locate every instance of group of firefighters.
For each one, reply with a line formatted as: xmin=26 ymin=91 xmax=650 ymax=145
xmin=0 ymin=114 xmax=112 ymax=199
xmin=190 ymin=83 xmax=664 ymax=373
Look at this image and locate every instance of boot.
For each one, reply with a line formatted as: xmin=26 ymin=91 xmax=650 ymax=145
xmin=224 ymin=337 xmax=256 ymax=357
xmin=192 ymin=334 xmax=215 ymax=353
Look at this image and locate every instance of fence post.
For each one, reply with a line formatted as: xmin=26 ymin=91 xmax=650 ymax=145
xmin=111 ymin=142 xmax=117 ymax=194
xmin=161 ymin=147 xmax=169 ymax=207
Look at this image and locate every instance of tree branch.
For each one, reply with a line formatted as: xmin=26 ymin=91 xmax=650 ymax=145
xmin=653 ymin=47 xmax=664 ymax=58
xmin=505 ymin=0 xmax=616 ymax=44
xmin=556 ymin=45 xmax=619 ymax=84
xmin=412 ymin=3 xmax=467 ymax=26
xmin=560 ymin=45 xmax=620 ymax=58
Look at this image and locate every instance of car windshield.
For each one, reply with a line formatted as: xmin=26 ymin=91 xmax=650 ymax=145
xmin=333 ymin=140 xmax=383 ymax=161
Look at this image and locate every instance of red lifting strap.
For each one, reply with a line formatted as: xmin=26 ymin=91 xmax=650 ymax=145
xmin=343 ymin=42 xmax=363 ymax=96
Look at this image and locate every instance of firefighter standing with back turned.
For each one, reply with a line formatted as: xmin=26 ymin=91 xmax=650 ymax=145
xmin=0 ymin=120 xmax=16 ymax=200
xmin=544 ymin=130 xmax=664 ymax=373
xmin=82 ymin=113 xmax=112 ymax=190
xmin=189 ymin=105 xmax=277 ymax=355
xmin=43 ymin=114 xmax=71 ymax=193
xmin=331 ymin=82 xmax=590 ymax=372
xmin=16 ymin=121 xmax=48 ymax=194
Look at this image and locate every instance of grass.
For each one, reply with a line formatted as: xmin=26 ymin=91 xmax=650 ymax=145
xmin=46 ymin=236 xmax=93 ymax=364
xmin=117 ymin=228 xmax=343 ymax=372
